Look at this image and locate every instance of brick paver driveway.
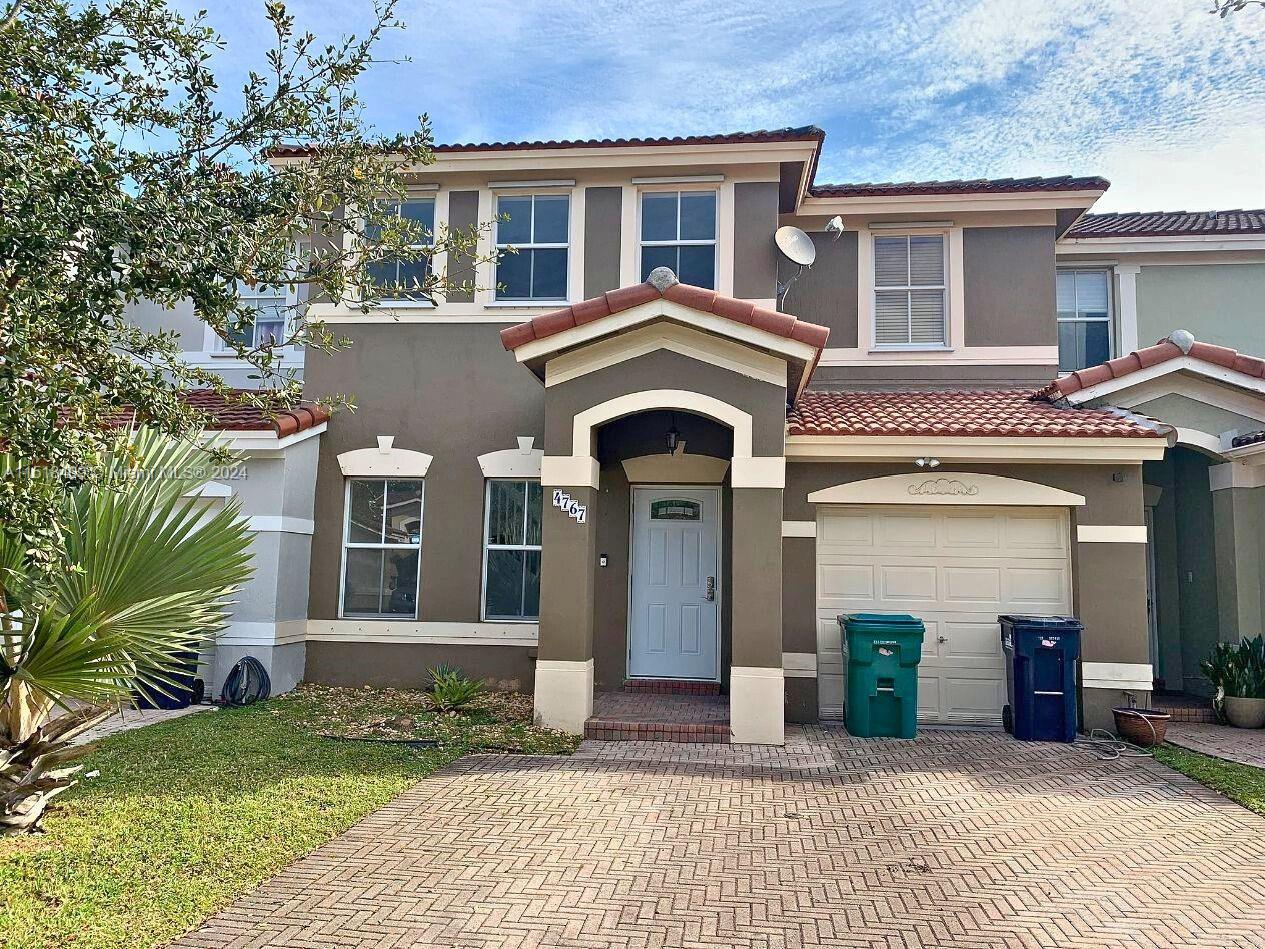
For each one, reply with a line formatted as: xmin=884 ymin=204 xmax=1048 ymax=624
xmin=174 ymin=729 xmax=1265 ymax=948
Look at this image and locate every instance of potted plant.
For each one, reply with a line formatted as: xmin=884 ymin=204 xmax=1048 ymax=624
xmin=1202 ymin=636 xmax=1265 ymax=729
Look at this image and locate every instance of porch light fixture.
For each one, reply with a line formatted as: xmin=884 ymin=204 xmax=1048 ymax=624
xmin=914 ymin=457 xmax=941 ymax=468
xmin=665 ymin=414 xmax=681 ymax=455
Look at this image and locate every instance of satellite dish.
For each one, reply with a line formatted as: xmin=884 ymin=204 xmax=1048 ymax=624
xmin=775 ymin=225 xmax=817 ymax=267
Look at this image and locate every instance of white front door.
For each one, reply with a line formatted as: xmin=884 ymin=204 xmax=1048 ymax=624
xmin=629 ymin=486 xmax=720 ymax=681
xmin=815 ymin=506 xmax=1072 ymax=724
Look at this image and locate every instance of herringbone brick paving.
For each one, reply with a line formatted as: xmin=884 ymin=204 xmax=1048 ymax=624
xmin=171 ymin=728 xmax=1265 ymax=948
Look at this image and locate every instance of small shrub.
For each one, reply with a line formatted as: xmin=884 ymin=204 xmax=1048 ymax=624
xmin=426 ymin=666 xmax=484 ymax=712
xmin=1202 ymin=635 xmax=1265 ymax=701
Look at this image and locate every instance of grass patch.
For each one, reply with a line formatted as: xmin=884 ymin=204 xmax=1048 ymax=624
xmin=0 ymin=685 xmax=576 ymax=949
xmin=1153 ymin=743 xmax=1265 ymax=816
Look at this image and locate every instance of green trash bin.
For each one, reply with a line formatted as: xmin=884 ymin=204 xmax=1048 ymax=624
xmin=840 ymin=612 xmax=925 ymax=738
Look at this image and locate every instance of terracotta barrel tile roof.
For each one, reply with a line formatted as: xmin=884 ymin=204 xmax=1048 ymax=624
xmin=787 ymin=389 xmax=1163 ymax=439
xmin=499 ymin=278 xmax=830 ymax=352
xmin=1067 ymin=209 xmax=1265 ymax=238
xmin=1232 ymin=430 xmax=1265 ymax=448
xmin=809 ymin=175 xmax=1109 ymax=198
xmin=270 ymin=126 xmax=825 ymax=159
xmin=1040 ymin=332 xmax=1265 ymax=400
xmin=99 ymin=390 xmax=330 ymax=435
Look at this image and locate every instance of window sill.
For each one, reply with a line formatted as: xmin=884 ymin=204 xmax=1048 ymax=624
xmin=868 ymin=346 xmax=954 ymax=354
xmin=485 ymin=300 xmax=570 ymax=308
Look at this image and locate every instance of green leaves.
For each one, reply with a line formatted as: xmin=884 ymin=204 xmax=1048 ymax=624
xmin=0 ymin=0 xmax=496 ymax=571
xmin=1 ymin=429 xmax=253 ymax=721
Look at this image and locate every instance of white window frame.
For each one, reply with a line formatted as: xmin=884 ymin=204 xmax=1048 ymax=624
xmin=369 ymin=195 xmax=438 ymax=305
xmin=1056 ymin=267 xmax=1114 ymax=373
xmin=637 ymin=189 xmax=718 ymax=289
xmin=871 ymin=232 xmax=949 ymax=350
xmin=480 ymin=478 xmax=543 ymax=623
xmin=338 ymin=477 xmax=424 ymax=620
xmin=493 ymin=193 xmax=571 ymax=304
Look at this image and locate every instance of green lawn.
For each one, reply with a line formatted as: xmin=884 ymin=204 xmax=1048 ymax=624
xmin=1153 ymin=743 xmax=1265 ymax=816
xmin=0 ymin=686 xmax=577 ymax=949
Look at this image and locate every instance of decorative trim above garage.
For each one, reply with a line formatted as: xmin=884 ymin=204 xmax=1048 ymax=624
xmin=807 ymin=472 xmax=1087 ymax=506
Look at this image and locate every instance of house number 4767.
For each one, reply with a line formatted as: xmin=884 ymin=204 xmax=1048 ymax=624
xmin=552 ymin=489 xmax=587 ymax=524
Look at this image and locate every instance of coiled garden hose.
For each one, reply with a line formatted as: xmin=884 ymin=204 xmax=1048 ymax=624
xmin=221 ymin=655 xmax=271 ymax=706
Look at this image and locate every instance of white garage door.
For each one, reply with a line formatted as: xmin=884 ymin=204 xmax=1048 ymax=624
xmin=816 ymin=506 xmax=1071 ymax=725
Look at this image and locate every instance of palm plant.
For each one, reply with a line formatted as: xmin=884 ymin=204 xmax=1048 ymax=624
xmin=0 ymin=429 xmax=253 ymax=833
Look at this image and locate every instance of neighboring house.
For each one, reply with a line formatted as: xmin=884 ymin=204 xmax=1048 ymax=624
xmin=1055 ymin=211 xmax=1265 ymax=697
xmin=126 ymin=277 xmax=308 ymax=388
xmin=152 ymin=126 xmax=1265 ymax=744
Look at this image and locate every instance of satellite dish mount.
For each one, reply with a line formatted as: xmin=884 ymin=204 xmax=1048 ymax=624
xmin=774 ymin=225 xmax=817 ymax=304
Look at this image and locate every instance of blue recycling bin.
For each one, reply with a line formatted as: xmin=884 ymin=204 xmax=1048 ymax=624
xmin=1000 ymin=615 xmax=1083 ymax=742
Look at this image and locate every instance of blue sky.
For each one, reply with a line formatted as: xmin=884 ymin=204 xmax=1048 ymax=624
xmin=184 ymin=0 xmax=1264 ymax=213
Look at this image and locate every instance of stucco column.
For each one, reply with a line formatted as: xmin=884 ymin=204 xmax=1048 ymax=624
xmin=533 ymin=481 xmax=598 ymax=734
xmin=730 ymin=486 xmax=785 ymax=744
xmin=1073 ymin=476 xmax=1151 ymax=730
xmin=1212 ymin=477 xmax=1265 ymax=647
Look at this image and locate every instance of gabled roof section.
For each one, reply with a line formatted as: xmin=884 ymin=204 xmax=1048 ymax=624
xmin=1067 ymin=209 xmax=1265 ymax=238
xmin=809 ymin=175 xmax=1109 ymax=198
xmin=1039 ymin=331 xmax=1265 ymax=402
xmin=270 ymin=126 xmax=824 ymax=159
xmin=500 ymin=270 xmax=830 ymax=400
xmin=788 ymin=389 xmax=1164 ymax=439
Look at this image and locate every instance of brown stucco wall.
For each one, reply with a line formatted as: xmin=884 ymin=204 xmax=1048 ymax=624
xmin=963 ymin=226 xmax=1056 ymax=347
xmin=304 ymin=324 xmax=544 ymax=623
xmin=781 ymin=536 xmax=816 ymax=655
xmin=583 ymin=186 xmax=622 ymax=299
xmin=785 ymin=677 xmax=817 ymax=724
xmin=777 ymin=232 xmax=859 ymax=347
xmin=733 ymin=182 xmax=780 ymax=300
xmin=305 ymin=642 xmax=536 ymax=691
xmin=543 ymin=349 xmax=787 ymax=458
xmin=538 ymin=485 xmax=597 ymax=664
xmin=446 ymin=190 xmax=479 ymax=303
xmin=731 ymin=487 xmax=784 ymax=670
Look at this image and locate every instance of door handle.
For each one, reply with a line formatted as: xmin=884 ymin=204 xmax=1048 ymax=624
xmin=937 ymin=635 xmax=948 ymax=644
xmin=705 ymin=577 xmax=715 ymax=601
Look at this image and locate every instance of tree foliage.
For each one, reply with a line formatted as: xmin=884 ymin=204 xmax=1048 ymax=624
xmin=0 ymin=0 xmax=492 ymax=568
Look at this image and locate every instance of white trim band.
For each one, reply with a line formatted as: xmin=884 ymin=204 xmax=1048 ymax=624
xmin=731 ymin=456 xmax=786 ymax=489
xmin=1082 ymin=662 xmax=1154 ymax=692
xmin=783 ymin=652 xmax=817 ymax=678
xmin=730 ymin=666 xmax=785 ymax=745
xmin=533 ymin=659 xmax=594 ymax=735
xmin=1077 ymin=525 xmax=1148 ymax=543
xmin=217 ymin=619 xmax=308 ymax=647
xmin=781 ymin=520 xmax=816 ymax=538
xmin=540 ymin=455 xmax=600 ymax=489
xmin=306 ymin=620 xmax=538 ymax=646
xmin=1210 ymin=462 xmax=1265 ymax=491
xmin=245 ymin=516 xmax=315 ymax=535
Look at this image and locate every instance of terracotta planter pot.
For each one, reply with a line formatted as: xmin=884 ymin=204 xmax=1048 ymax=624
xmin=1224 ymin=696 xmax=1265 ymax=729
xmin=1112 ymin=707 xmax=1170 ymax=747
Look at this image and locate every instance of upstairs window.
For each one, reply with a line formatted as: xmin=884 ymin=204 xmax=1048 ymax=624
xmin=640 ymin=191 xmax=716 ymax=288
xmin=226 ymin=282 xmax=287 ymax=348
xmin=496 ymin=194 xmax=569 ymax=301
xmin=341 ymin=478 xmax=423 ymax=618
xmin=367 ymin=198 xmax=435 ymax=299
xmin=482 ymin=480 xmax=543 ymax=621
xmin=1057 ymin=269 xmax=1112 ymax=372
xmin=873 ymin=234 xmax=947 ymax=347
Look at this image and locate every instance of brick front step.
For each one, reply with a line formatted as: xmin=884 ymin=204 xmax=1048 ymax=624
xmin=622 ymin=679 xmax=721 ymax=696
xmin=1152 ymin=694 xmax=1217 ymax=724
xmin=583 ymin=719 xmax=731 ymax=743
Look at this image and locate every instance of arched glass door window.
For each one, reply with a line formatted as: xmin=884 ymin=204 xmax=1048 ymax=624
xmin=650 ymin=498 xmax=702 ymax=521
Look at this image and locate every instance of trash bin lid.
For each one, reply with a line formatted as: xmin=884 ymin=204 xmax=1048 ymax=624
xmin=840 ymin=612 xmax=925 ymax=628
xmin=998 ymin=614 xmax=1083 ymax=628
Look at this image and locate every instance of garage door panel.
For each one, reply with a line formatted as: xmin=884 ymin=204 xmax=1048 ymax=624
xmin=1007 ymin=566 xmax=1069 ymax=606
xmin=880 ymin=564 xmax=938 ymax=602
xmin=939 ymin=512 xmax=1002 ymax=550
xmin=943 ymin=565 xmax=1002 ymax=605
xmin=817 ymin=505 xmax=1070 ymax=724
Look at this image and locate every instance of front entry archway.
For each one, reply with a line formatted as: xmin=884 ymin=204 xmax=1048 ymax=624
xmin=628 ymin=486 xmax=721 ymax=681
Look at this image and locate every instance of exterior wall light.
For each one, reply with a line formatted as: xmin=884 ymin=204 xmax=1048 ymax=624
xmin=914 ymin=457 xmax=941 ymax=468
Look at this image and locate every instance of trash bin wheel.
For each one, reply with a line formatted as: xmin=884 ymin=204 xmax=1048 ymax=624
xmin=1002 ymin=704 xmax=1013 ymax=734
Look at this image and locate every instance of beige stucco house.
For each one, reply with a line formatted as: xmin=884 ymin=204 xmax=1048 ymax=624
xmin=147 ymin=129 xmax=1265 ymax=743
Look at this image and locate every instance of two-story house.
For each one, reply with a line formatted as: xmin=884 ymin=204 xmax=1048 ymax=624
xmin=164 ymin=127 xmax=1265 ymax=743
xmin=1054 ymin=211 xmax=1265 ymax=702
